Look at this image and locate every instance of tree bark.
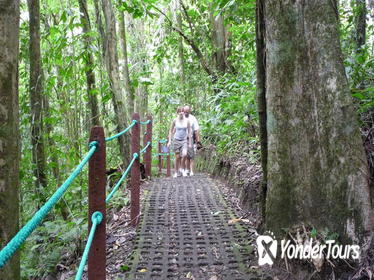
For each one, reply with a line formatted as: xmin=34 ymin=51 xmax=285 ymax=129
xmin=118 ymin=11 xmax=135 ymax=116
xmin=28 ymin=0 xmax=48 ymax=205
xmin=256 ymin=0 xmax=267 ymax=225
xmin=78 ymin=0 xmax=101 ymax=127
xmin=101 ymin=0 xmax=130 ymax=165
xmin=354 ymin=0 xmax=366 ymax=50
xmin=211 ymin=12 xmax=227 ymax=73
xmin=0 ymin=1 xmax=20 ymax=278
xmin=265 ymin=0 xmax=373 ymax=242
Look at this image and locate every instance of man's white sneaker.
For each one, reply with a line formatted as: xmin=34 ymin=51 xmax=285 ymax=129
xmin=182 ymin=170 xmax=187 ymax=177
xmin=190 ymin=171 xmax=194 ymax=176
xmin=173 ymin=173 xmax=178 ymax=178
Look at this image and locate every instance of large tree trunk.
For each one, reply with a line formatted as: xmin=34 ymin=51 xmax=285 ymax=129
xmin=28 ymin=0 xmax=48 ymax=205
xmin=0 ymin=0 xmax=20 ymax=278
xmin=264 ymin=0 xmax=373 ymax=242
xmin=118 ymin=11 xmax=135 ymax=116
xmin=101 ymin=0 xmax=130 ymax=165
xmin=78 ymin=0 xmax=101 ymax=126
xmin=256 ymin=0 xmax=267 ymax=225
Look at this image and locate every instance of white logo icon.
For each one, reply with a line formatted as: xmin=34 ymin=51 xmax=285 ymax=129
xmin=257 ymin=235 xmax=278 ymax=266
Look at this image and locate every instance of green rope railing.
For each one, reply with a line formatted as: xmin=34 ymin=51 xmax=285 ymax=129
xmin=140 ymin=141 xmax=151 ymax=154
xmin=158 ymin=139 xmax=167 ymax=144
xmin=0 ymin=141 xmax=99 ymax=268
xmin=75 ymin=211 xmax=103 ymax=280
xmin=157 ymin=152 xmax=172 ymax=156
xmin=105 ymin=153 xmax=138 ymax=203
xmin=140 ymin=120 xmax=151 ymax=125
xmin=105 ymin=120 xmax=137 ymax=142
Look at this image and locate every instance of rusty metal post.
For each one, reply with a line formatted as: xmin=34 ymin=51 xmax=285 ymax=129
xmin=167 ymin=152 xmax=171 ymax=177
xmin=158 ymin=141 xmax=162 ymax=172
xmin=144 ymin=115 xmax=152 ymax=178
xmin=131 ymin=113 xmax=140 ymax=227
xmin=88 ymin=126 xmax=106 ymax=279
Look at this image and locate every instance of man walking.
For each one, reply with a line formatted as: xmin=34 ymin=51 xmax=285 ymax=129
xmin=184 ymin=106 xmax=200 ymax=176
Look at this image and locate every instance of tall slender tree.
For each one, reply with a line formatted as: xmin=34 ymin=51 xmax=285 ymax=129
xmin=264 ymin=0 xmax=373 ymax=241
xmin=354 ymin=0 xmax=366 ymax=50
xmin=119 ymin=11 xmax=135 ymax=116
xmin=0 ymin=1 xmax=20 ymax=278
xmin=79 ymin=0 xmax=101 ymax=126
xmin=256 ymin=0 xmax=267 ymax=223
xmin=28 ymin=0 xmax=48 ymax=205
xmin=101 ymin=0 xmax=131 ymax=165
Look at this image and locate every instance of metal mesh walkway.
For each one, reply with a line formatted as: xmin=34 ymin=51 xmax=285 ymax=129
xmin=124 ymin=174 xmax=254 ymax=279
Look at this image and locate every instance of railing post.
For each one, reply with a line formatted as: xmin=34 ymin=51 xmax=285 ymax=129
xmin=167 ymin=152 xmax=171 ymax=177
xmin=144 ymin=115 xmax=152 ymax=178
xmin=158 ymin=141 xmax=162 ymax=173
xmin=131 ymin=113 xmax=140 ymax=227
xmin=88 ymin=126 xmax=106 ymax=279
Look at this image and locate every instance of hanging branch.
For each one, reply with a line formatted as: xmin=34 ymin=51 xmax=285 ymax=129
xmin=179 ymin=0 xmax=195 ymax=36
xmin=152 ymin=4 xmax=216 ymax=79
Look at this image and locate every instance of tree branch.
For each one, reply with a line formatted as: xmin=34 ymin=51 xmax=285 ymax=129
xmin=179 ymin=0 xmax=194 ymax=35
xmin=152 ymin=5 xmax=215 ymax=78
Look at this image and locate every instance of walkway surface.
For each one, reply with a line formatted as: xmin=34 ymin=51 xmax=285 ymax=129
xmin=122 ymin=174 xmax=256 ymax=280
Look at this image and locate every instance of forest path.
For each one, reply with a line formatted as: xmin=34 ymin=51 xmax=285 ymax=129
xmin=117 ymin=174 xmax=260 ymax=280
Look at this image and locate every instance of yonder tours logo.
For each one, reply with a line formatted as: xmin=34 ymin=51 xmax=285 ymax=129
xmin=256 ymin=235 xmax=360 ymax=266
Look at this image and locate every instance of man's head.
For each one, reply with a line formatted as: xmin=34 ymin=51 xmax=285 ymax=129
xmin=184 ymin=105 xmax=191 ymax=117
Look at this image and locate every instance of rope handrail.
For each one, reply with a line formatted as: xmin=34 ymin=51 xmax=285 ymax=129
xmin=140 ymin=120 xmax=151 ymax=125
xmin=158 ymin=139 xmax=167 ymax=144
xmin=105 ymin=153 xmax=139 ymax=203
xmin=0 ymin=141 xmax=99 ymax=268
xmin=105 ymin=120 xmax=137 ymax=142
xmin=75 ymin=211 xmax=103 ymax=280
xmin=156 ymin=152 xmax=173 ymax=156
xmin=140 ymin=141 xmax=151 ymax=154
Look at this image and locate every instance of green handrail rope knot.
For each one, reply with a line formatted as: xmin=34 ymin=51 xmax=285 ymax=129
xmin=89 ymin=140 xmax=98 ymax=148
xmin=75 ymin=211 xmax=103 ymax=280
xmin=91 ymin=211 xmax=103 ymax=224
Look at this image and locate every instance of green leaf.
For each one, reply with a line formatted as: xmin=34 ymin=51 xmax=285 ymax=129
xmin=120 ymin=265 xmax=131 ymax=272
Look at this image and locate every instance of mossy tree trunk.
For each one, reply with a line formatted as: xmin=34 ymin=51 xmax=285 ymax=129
xmin=78 ymin=0 xmax=101 ymax=127
xmin=264 ymin=0 xmax=373 ymax=242
xmin=101 ymin=0 xmax=131 ymax=166
xmin=354 ymin=0 xmax=366 ymax=50
xmin=256 ymin=0 xmax=267 ymax=225
xmin=0 ymin=0 xmax=20 ymax=278
xmin=118 ymin=11 xmax=135 ymax=116
xmin=28 ymin=0 xmax=48 ymax=206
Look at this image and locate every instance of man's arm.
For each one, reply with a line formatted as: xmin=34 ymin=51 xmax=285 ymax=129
xmin=193 ymin=116 xmax=200 ymax=142
xmin=187 ymin=121 xmax=192 ymax=147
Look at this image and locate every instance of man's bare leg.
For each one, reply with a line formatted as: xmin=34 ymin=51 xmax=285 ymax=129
xmin=174 ymin=153 xmax=180 ymax=177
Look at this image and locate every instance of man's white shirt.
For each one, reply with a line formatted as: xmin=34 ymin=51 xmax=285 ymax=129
xmin=187 ymin=114 xmax=199 ymax=132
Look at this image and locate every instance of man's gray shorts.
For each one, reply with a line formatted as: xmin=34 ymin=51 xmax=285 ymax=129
xmin=173 ymin=139 xmax=187 ymax=156
xmin=187 ymin=146 xmax=195 ymax=159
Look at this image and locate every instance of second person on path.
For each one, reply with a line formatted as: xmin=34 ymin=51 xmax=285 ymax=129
xmin=167 ymin=107 xmax=192 ymax=177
